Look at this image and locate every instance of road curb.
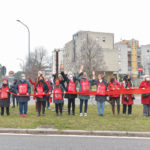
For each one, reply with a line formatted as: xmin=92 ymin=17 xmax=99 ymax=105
xmin=0 ymin=128 xmax=150 ymax=137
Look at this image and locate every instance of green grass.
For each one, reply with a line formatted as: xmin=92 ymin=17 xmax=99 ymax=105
xmin=0 ymin=104 xmax=150 ymax=132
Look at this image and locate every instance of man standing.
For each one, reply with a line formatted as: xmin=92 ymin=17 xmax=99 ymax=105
xmin=16 ymin=74 xmax=31 ymax=117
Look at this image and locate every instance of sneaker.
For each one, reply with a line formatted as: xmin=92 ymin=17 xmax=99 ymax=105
xmin=20 ymin=115 xmax=23 ymax=117
xmin=80 ymin=113 xmax=83 ymax=116
xmin=84 ymin=113 xmax=87 ymax=117
xmin=24 ymin=114 xmax=27 ymax=117
xmin=48 ymin=107 xmax=50 ymax=110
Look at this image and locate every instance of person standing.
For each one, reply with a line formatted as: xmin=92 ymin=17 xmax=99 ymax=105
xmin=45 ymin=78 xmax=52 ymax=110
xmin=121 ymin=75 xmax=135 ymax=115
xmin=35 ymin=75 xmax=49 ymax=116
xmin=60 ymin=64 xmax=79 ymax=116
xmin=92 ymin=72 xmax=107 ymax=116
xmin=0 ymin=78 xmax=10 ymax=116
xmin=76 ymin=65 xmax=92 ymax=117
xmin=108 ymin=77 xmax=121 ymax=115
xmin=16 ymin=74 xmax=31 ymax=117
xmin=10 ymin=79 xmax=18 ymax=108
xmin=53 ymin=79 xmax=64 ymax=116
xmin=139 ymin=75 xmax=150 ymax=116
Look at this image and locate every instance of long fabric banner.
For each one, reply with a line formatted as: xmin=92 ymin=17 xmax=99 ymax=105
xmin=6 ymin=88 xmax=150 ymax=97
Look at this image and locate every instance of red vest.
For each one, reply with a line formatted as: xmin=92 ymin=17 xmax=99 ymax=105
xmin=68 ymin=80 xmax=76 ymax=92
xmin=0 ymin=87 xmax=9 ymax=99
xmin=97 ymin=83 xmax=106 ymax=95
xmin=81 ymin=80 xmax=90 ymax=92
xmin=54 ymin=85 xmax=63 ymax=99
xmin=18 ymin=84 xmax=28 ymax=95
xmin=36 ymin=86 xmax=43 ymax=98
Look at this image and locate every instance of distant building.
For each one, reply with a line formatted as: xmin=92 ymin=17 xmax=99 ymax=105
xmin=63 ymin=31 xmax=118 ymax=79
xmin=115 ymin=39 xmax=142 ymax=78
xmin=140 ymin=45 xmax=150 ymax=75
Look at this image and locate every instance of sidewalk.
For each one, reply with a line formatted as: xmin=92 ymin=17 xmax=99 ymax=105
xmin=0 ymin=128 xmax=150 ymax=137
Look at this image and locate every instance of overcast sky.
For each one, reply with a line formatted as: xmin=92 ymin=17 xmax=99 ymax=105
xmin=0 ymin=0 xmax=150 ymax=74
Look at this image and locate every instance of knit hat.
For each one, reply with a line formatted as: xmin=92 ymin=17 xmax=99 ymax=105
xmin=2 ymin=78 xmax=8 ymax=82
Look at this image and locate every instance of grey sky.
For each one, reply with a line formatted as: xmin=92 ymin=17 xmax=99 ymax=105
xmin=0 ymin=0 xmax=149 ymax=73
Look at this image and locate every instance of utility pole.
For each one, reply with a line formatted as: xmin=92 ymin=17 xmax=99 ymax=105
xmin=55 ymin=49 xmax=60 ymax=78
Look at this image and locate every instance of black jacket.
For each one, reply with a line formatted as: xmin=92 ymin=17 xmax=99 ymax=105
xmin=91 ymin=79 xmax=108 ymax=102
xmin=61 ymin=71 xmax=78 ymax=99
xmin=35 ymin=81 xmax=49 ymax=101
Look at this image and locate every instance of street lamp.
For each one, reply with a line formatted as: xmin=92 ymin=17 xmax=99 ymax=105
xmin=16 ymin=20 xmax=30 ymax=71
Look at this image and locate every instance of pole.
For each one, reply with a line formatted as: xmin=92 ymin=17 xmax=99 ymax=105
xmin=56 ymin=50 xmax=59 ymax=78
xmin=16 ymin=20 xmax=30 ymax=72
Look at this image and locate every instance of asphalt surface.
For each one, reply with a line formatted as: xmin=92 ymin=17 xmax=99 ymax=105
xmin=0 ymin=134 xmax=150 ymax=150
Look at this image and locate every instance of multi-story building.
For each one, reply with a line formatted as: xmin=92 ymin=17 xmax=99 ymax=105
xmin=63 ymin=31 xmax=118 ymax=79
xmin=140 ymin=44 xmax=150 ymax=75
xmin=115 ymin=39 xmax=142 ymax=78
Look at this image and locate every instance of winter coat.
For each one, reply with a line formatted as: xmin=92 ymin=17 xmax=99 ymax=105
xmin=108 ymin=81 xmax=121 ymax=98
xmin=139 ymin=80 xmax=150 ymax=104
xmin=76 ymin=73 xmax=92 ymax=100
xmin=15 ymin=79 xmax=31 ymax=103
xmin=10 ymin=82 xmax=17 ymax=99
xmin=61 ymin=71 xmax=78 ymax=99
xmin=0 ymin=84 xmax=10 ymax=107
xmin=53 ymin=84 xmax=64 ymax=104
xmin=91 ymin=79 xmax=108 ymax=102
xmin=121 ymin=80 xmax=134 ymax=105
xmin=35 ymin=81 xmax=49 ymax=102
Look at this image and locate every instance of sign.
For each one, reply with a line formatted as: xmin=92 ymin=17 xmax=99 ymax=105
xmin=1 ymin=66 xmax=6 ymax=76
xmin=9 ymin=71 xmax=15 ymax=77
xmin=138 ymin=67 xmax=143 ymax=72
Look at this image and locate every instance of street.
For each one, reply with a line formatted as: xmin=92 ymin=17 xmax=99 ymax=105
xmin=0 ymin=134 xmax=150 ymax=150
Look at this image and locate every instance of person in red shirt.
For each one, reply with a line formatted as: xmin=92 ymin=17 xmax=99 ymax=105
xmin=121 ymin=75 xmax=135 ymax=115
xmin=139 ymin=75 xmax=150 ymax=116
xmin=108 ymin=77 xmax=121 ymax=115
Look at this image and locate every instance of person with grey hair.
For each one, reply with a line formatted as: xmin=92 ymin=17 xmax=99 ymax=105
xmin=15 ymin=74 xmax=31 ymax=117
xmin=139 ymin=75 xmax=150 ymax=116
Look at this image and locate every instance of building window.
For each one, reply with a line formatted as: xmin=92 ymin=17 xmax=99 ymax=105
xmin=96 ymin=38 xmax=99 ymax=42
xmin=102 ymin=37 xmax=106 ymax=42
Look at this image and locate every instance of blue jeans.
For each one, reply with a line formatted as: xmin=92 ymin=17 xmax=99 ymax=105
xmin=19 ymin=102 xmax=28 ymax=115
xmin=97 ymin=101 xmax=105 ymax=115
xmin=80 ymin=99 xmax=88 ymax=113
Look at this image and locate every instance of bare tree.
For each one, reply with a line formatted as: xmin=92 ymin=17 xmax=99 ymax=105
xmin=24 ymin=47 xmax=52 ymax=79
xmin=76 ymin=35 xmax=106 ymax=78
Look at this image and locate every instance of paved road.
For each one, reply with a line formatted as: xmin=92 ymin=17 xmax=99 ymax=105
xmin=0 ymin=134 xmax=150 ymax=150
xmin=25 ymin=95 xmax=142 ymax=105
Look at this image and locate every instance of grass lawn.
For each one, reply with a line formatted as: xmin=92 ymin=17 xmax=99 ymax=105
xmin=0 ymin=104 xmax=150 ymax=132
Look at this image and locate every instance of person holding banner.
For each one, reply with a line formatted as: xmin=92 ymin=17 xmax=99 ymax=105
xmin=53 ymin=79 xmax=64 ymax=116
xmin=45 ymin=78 xmax=53 ymax=110
xmin=60 ymin=64 xmax=79 ymax=116
xmin=16 ymin=74 xmax=31 ymax=117
xmin=35 ymin=75 xmax=49 ymax=116
xmin=139 ymin=75 xmax=150 ymax=117
xmin=92 ymin=72 xmax=108 ymax=116
xmin=76 ymin=65 xmax=92 ymax=117
xmin=121 ymin=75 xmax=135 ymax=115
xmin=108 ymin=77 xmax=121 ymax=115
xmin=0 ymin=78 xmax=10 ymax=116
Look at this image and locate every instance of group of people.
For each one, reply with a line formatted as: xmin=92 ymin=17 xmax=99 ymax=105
xmin=0 ymin=65 xmax=150 ymax=117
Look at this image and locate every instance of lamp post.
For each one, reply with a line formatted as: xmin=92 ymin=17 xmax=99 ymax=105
xmin=16 ymin=20 xmax=30 ymax=71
